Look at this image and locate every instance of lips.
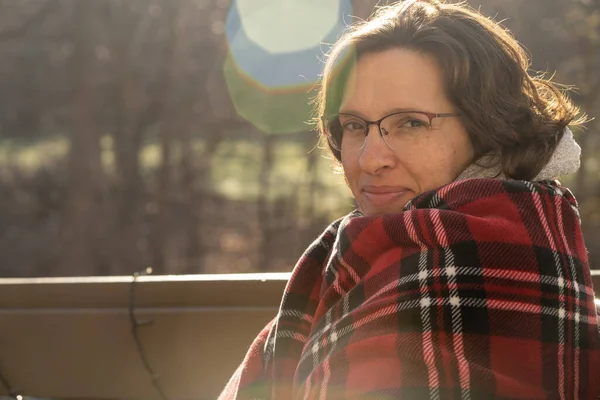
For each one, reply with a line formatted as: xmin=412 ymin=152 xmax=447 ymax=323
xmin=362 ymin=185 xmax=409 ymax=194
xmin=361 ymin=185 xmax=411 ymax=208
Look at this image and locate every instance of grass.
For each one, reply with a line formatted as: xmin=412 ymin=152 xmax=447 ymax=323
xmin=0 ymin=136 xmax=69 ymax=170
xmin=0 ymin=134 xmax=353 ymax=217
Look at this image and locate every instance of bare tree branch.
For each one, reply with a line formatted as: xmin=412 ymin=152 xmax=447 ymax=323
xmin=0 ymin=0 xmax=56 ymax=41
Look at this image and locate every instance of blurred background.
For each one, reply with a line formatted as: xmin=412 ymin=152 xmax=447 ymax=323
xmin=0 ymin=0 xmax=598 ymax=278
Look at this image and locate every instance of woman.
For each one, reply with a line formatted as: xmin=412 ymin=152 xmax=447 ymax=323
xmin=220 ymin=1 xmax=600 ymax=398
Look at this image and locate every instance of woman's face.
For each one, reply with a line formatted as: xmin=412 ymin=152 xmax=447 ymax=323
xmin=339 ymin=48 xmax=474 ymax=216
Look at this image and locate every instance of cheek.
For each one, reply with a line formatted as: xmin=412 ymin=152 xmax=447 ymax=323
xmin=410 ymin=144 xmax=467 ymax=187
xmin=416 ymin=156 xmax=454 ymax=182
xmin=341 ymin=152 xmax=358 ymax=187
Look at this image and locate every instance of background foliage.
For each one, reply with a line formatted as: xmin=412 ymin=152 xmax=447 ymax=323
xmin=0 ymin=0 xmax=598 ymax=277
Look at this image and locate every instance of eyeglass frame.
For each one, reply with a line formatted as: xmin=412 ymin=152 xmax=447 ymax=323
xmin=320 ymin=110 xmax=461 ymax=151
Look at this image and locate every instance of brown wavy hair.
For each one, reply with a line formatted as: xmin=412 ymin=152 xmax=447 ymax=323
xmin=315 ymin=0 xmax=584 ymax=180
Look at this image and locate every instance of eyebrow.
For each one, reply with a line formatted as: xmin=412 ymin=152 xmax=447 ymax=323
xmin=337 ymin=107 xmax=426 ymax=118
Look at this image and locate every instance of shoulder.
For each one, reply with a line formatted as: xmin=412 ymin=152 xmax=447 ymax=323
xmin=336 ymin=178 xmax=587 ymax=276
xmin=401 ymin=179 xmax=583 ymax=245
xmin=405 ymin=178 xmax=579 ymax=217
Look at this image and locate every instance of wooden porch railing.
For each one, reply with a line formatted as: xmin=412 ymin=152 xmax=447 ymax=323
xmin=0 ymin=271 xmax=598 ymax=400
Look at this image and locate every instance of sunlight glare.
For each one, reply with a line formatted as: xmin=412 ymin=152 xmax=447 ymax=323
xmin=236 ymin=0 xmax=340 ymax=54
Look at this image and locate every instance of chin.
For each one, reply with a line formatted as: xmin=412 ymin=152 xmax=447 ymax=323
xmin=357 ymin=193 xmax=416 ymax=217
xmin=358 ymin=203 xmax=407 ymax=217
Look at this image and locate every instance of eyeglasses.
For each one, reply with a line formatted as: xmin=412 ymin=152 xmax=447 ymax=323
xmin=321 ymin=110 xmax=460 ymax=151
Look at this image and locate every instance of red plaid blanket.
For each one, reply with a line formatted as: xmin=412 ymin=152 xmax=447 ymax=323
xmin=220 ymin=179 xmax=600 ymax=399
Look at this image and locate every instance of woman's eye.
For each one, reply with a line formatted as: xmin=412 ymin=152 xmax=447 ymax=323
xmin=343 ymin=122 xmax=365 ymax=131
xmin=401 ymin=119 xmax=429 ymax=128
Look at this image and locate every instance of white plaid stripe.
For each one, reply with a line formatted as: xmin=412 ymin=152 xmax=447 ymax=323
xmin=332 ymin=264 xmax=595 ymax=323
xmin=280 ymin=308 xmax=313 ymax=322
xmin=302 ymin=341 xmax=316 ymax=398
xmin=318 ymin=306 xmax=334 ymax=400
xmin=224 ymin=181 xmax=599 ymax=400
xmin=273 ymin=330 xmax=308 ymax=342
xmin=558 ymin=186 xmax=582 ymax=224
xmin=337 ymin=256 xmax=362 ymax=289
xmin=404 ymin=210 xmax=441 ymax=399
xmin=292 ymin=274 xmax=593 ymax=360
xmin=290 ymin=185 xmax=594 ymax=393
xmin=295 ymin=292 xmax=594 ymax=381
xmin=303 ymin=305 xmax=335 ymax=399
xmin=556 ymin=194 xmax=580 ymax=397
xmin=527 ymin=182 xmax=566 ymax=399
xmin=419 ymin=250 xmax=440 ymax=400
xmin=322 ymin=224 xmax=343 ymax=279
xmin=293 ymin=258 xmax=595 ymax=368
xmin=299 ymin=299 xmax=421 ymax=366
xmin=431 ymin=209 xmax=471 ymax=399
xmin=343 ymin=291 xmax=350 ymax=317
xmin=263 ymin=326 xmax=276 ymax=365
xmin=264 ymin=309 xmax=312 ymax=365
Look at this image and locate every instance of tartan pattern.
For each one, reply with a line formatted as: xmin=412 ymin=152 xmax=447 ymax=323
xmin=219 ymin=179 xmax=600 ymax=399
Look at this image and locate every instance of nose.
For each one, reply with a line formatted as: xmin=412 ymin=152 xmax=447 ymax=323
xmin=358 ymin=124 xmax=397 ymax=174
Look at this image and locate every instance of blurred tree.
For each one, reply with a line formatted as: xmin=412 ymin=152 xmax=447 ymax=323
xmin=59 ymin=1 xmax=106 ymax=275
xmin=105 ymin=0 xmax=183 ymax=274
xmin=0 ymin=0 xmax=56 ymax=41
xmin=0 ymin=0 xmax=597 ymax=277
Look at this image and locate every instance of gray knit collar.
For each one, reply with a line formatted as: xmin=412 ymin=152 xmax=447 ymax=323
xmin=455 ymin=128 xmax=581 ymax=182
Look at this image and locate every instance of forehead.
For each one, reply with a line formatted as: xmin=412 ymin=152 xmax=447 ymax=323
xmin=339 ymin=49 xmax=450 ymax=116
